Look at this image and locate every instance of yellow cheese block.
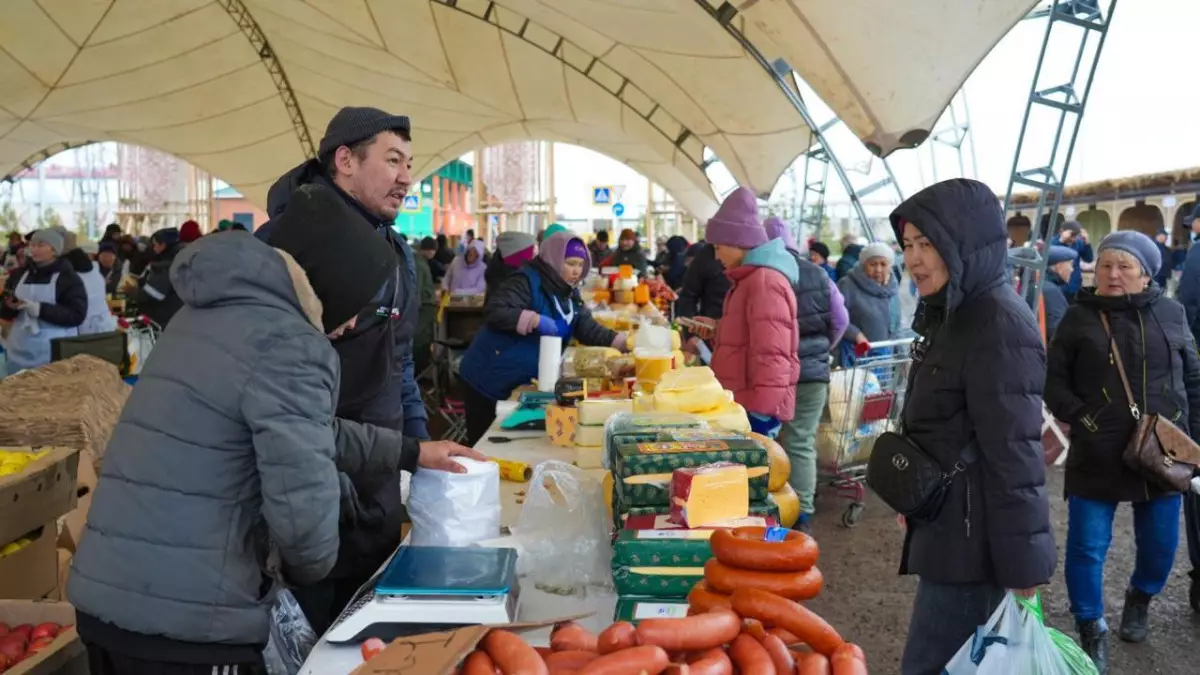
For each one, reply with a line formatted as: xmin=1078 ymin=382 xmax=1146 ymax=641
xmin=671 ymin=463 xmax=749 ymax=528
xmin=574 ymin=424 xmax=606 ymax=448
xmin=578 ymin=398 xmax=635 ymax=426
xmin=769 ymin=483 xmax=800 ymax=529
xmin=748 ymin=432 xmax=791 ymax=491
xmin=575 ymin=446 xmax=604 ymax=469
xmin=698 ymin=401 xmax=751 ymax=433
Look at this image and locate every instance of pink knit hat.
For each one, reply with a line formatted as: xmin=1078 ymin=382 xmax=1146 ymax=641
xmin=705 ymin=187 xmax=767 ymax=250
xmin=763 ymin=215 xmax=798 ymax=253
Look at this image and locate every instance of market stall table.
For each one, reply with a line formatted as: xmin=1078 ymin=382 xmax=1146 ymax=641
xmin=299 ymin=400 xmax=617 ymax=675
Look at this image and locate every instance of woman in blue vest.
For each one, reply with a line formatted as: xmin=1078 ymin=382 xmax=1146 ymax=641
xmin=460 ymin=230 xmax=628 ymax=445
xmin=0 ymin=228 xmax=88 ymax=375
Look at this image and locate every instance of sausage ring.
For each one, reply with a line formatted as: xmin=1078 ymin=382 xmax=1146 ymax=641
xmin=710 ymin=527 xmax=819 ymax=572
xmin=704 ymin=559 xmax=823 ymax=601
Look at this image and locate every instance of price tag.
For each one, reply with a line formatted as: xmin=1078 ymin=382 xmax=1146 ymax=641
xmin=763 ymin=526 xmax=789 ymax=542
xmin=633 ymin=602 xmax=690 ymax=620
xmin=637 ymin=529 xmax=689 ymax=540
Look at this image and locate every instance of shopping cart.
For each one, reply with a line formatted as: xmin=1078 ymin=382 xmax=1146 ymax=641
xmin=820 ymin=338 xmax=914 ymax=528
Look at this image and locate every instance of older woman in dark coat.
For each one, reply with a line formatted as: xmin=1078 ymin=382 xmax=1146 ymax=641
xmin=889 ymin=179 xmax=1056 ymax=675
xmin=1045 ymin=231 xmax=1200 ymax=674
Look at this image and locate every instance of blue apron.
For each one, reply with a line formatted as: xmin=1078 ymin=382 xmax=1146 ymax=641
xmin=6 ymin=270 xmax=79 ymax=375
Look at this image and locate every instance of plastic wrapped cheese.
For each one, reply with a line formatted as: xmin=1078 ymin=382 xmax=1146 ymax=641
xmin=575 ymin=423 xmax=606 ymax=447
xmin=578 ymin=398 xmax=635 ymax=425
xmin=669 ymin=462 xmax=750 ymax=527
xmin=575 ymin=347 xmax=621 ymax=378
xmin=654 ymin=367 xmax=730 ymax=414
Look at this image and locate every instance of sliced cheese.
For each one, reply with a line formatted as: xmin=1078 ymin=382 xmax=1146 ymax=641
xmin=578 ymin=398 xmax=635 ymax=426
xmin=574 ymin=423 xmax=606 ymax=447
xmin=670 ymin=463 xmax=749 ymax=528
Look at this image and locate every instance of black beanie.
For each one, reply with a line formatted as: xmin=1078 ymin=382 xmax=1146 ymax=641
xmin=318 ymin=107 xmax=411 ymax=159
xmin=267 ymin=184 xmax=397 ymax=334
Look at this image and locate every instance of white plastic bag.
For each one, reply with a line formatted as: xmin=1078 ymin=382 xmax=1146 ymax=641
xmin=944 ymin=594 xmax=1098 ymax=675
xmin=408 ymin=458 xmax=500 ymax=547
xmin=510 ymin=460 xmax=613 ymax=594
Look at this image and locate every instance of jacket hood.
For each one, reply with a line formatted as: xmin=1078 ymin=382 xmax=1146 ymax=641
xmin=739 ymin=238 xmax=799 ymax=285
xmin=462 ymin=239 xmax=486 ymax=267
xmin=848 ymin=265 xmax=898 ymax=299
xmin=889 ymin=178 xmax=1008 ymax=312
xmin=266 ymin=160 xmax=322 ymax=221
xmin=170 ymin=231 xmax=323 ymax=331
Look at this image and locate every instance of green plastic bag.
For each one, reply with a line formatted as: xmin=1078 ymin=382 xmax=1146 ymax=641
xmin=1015 ymin=594 xmax=1100 ymax=675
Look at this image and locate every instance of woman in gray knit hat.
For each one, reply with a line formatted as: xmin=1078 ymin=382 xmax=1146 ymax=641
xmin=0 ymin=228 xmax=88 ymax=374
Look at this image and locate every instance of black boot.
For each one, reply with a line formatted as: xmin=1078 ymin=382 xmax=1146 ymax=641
xmin=1076 ymin=619 xmax=1108 ymax=675
xmin=1118 ymin=587 xmax=1152 ymax=643
xmin=1191 ymin=570 xmax=1200 ymax=613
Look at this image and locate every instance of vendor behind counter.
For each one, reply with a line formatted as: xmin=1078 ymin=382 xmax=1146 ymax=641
xmin=458 ymin=230 xmax=629 ymax=445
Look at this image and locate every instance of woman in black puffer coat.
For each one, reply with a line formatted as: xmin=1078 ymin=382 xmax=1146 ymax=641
xmin=1045 ymin=231 xmax=1200 ymax=674
xmin=889 ymin=179 xmax=1056 ymax=675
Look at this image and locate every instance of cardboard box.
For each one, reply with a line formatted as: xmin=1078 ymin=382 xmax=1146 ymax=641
xmin=46 ymin=549 xmax=72 ymax=602
xmin=0 ymin=600 xmax=85 ymax=675
xmin=348 ymin=613 xmax=589 ymax=675
xmin=0 ymin=448 xmax=80 ymax=549
xmin=57 ymin=449 xmax=97 ymax=554
xmin=0 ymin=522 xmax=58 ymax=600
xmin=545 ymin=404 xmax=578 ymax=448
xmin=612 ymin=528 xmax=715 ymax=567
xmin=612 ymin=564 xmax=704 ymax=597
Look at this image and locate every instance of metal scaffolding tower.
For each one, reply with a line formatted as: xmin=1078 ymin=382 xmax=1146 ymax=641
xmin=1004 ymin=0 xmax=1117 ymax=309
xmin=926 ymin=90 xmax=979 ymax=183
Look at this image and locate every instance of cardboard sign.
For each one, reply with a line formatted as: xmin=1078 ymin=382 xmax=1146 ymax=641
xmin=349 ymin=614 xmax=592 ymax=675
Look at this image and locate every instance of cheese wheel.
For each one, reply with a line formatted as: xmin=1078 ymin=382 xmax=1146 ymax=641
xmin=748 ymin=432 xmax=791 ymax=491
xmin=769 ymin=483 xmax=801 ymax=529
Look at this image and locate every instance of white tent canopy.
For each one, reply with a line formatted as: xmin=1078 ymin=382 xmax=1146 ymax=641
xmin=0 ymin=0 xmax=1036 ymax=219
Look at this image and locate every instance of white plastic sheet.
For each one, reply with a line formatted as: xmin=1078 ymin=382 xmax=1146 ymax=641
xmin=408 ymin=458 xmax=500 ymax=547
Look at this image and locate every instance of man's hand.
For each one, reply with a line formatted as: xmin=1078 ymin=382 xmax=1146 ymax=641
xmin=1009 ymin=587 xmax=1039 ymax=599
xmin=1079 ymin=228 xmax=1090 ymax=244
xmin=417 ymin=440 xmax=487 ymax=473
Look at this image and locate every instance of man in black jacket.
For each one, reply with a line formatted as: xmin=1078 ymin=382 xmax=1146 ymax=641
xmin=137 ymin=228 xmax=185 ymax=329
xmin=256 ymin=107 xmax=431 ymax=631
xmin=675 ymin=242 xmax=730 ymax=322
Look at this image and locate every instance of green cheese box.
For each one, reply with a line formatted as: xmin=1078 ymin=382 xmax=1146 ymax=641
xmin=612 ymin=564 xmax=705 ymax=598
xmin=614 ymin=436 xmax=768 ymax=479
xmin=611 ymin=528 xmax=716 ymax=567
xmin=615 ymin=467 xmax=772 ymax=507
xmin=604 ymin=414 xmax=709 ymax=467
xmin=613 ymin=595 xmax=691 ymax=624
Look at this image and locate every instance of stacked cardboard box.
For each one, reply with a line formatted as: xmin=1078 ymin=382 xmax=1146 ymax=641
xmin=0 ymin=447 xmax=81 ymax=600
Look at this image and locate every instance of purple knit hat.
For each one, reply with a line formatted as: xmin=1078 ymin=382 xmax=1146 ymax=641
xmin=763 ymin=215 xmax=798 ymax=253
xmin=705 ymin=187 xmax=767 ymax=250
xmin=539 ymin=230 xmax=592 ymax=280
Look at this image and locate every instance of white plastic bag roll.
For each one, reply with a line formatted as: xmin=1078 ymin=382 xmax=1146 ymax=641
xmin=537 ymin=335 xmax=563 ymax=392
xmin=408 ymin=458 xmax=501 ymax=547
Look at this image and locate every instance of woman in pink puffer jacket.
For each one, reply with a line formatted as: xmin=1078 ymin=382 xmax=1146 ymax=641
xmin=704 ymin=188 xmax=801 ymax=437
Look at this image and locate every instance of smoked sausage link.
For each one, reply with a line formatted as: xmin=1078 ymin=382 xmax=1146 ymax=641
xmin=635 ymin=609 xmax=742 ymax=652
xmin=687 ymin=580 xmax=733 ymax=614
xmin=797 ymin=652 xmax=832 ymax=675
xmin=727 ymin=633 xmax=774 ymax=675
xmin=544 ymin=649 xmax=599 ymax=673
xmin=481 ymin=629 xmax=550 ymax=675
xmin=550 ymin=622 xmax=599 ymax=652
xmin=596 ymin=621 xmax=638 ymax=654
xmin=729 ymin=588 xmax=845 ymax=657
xmin=830 ymin=646 xmax=868 ymax=675
xmin=461 ymin=650 xmax=499 ymax=675
xmin=704 ymin=559 xmax=824 ymax=600
xmin=576 ymin=645 xmax=670 ymax=675
xmin=760 ymin=634 xmax=795 ymax=674
xmin=684 ymin=647 xmax=733 ymax=675
xmin=710 ymin=527 xmax=819 ymax=572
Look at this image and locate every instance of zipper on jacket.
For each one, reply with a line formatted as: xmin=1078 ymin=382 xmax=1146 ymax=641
xmin=964 ymin=475 xmax=971 ymax=538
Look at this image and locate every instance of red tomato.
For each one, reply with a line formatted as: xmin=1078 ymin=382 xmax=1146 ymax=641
xmin=360 ymin=637 xmax=387 ymax=662
xmin=30 ymin=623 xmax=58 ymax=641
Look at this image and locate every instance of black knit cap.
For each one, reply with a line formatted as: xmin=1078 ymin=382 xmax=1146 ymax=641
xmin=420 ymin=236 xmax=437 ymax=251
xmin=267 ymin=184 xmax=397 ymax=334
xmin=318 ymin=106 xmax=411 ymax=159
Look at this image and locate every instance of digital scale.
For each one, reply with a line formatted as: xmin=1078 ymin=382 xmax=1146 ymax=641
xmin=324 ymin=546 xmax=520 ymax=643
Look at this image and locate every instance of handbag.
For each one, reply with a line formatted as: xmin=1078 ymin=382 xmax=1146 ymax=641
xmin=1100 ymin=312 xmax=1200 ymax=492
xmin=866 ymin=337 xmax=967 ymax=522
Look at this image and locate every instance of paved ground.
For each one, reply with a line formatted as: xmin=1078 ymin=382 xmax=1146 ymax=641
xmin=805 ymin=467 xmax=1200 ymax=674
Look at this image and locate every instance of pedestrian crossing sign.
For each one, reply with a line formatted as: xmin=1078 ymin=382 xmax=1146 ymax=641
xmin=592 ymin=186 xmax=613 ymax=205
xmin=402 ymin=194 xmax=421 ymax=211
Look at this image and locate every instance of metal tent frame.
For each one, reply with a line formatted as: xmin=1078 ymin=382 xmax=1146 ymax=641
xmin=1004 ymin=0 xmax=1117 ymax=309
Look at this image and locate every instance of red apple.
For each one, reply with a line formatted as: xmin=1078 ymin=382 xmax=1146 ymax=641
xmin=0 ymin=640 xmax=22 ymax=663
xmin=0 ymin=622 xmax=9 ymax=637
xmin=27 ymin=636 xmax=56 ymax=652
xmin=9 ymin=626 xmax=31 ymax=643
xmin=0 ymin=635 xmax=24 ymax=650
xmin=29 ymin=624 xmax=57 ymax=641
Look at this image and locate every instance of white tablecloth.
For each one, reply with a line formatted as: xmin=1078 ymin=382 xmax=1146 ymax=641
xmin=299 ymin=401 xmax=617 ymax=674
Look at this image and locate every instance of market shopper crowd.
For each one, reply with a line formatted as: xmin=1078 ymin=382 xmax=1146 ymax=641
xmin=2 ymin=104 xmax=1199 ymax=675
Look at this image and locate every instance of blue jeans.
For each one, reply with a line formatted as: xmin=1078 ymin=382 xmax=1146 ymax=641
xmin=901 ymin=578 xmax=1005 ymax=675
xmin=1065 ymin=494 xmax=1181 ymax=622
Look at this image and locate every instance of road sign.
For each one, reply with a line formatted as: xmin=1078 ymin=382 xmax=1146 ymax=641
xmin=593 ymin=186 xmax=613 ymax=205
xmin=612 ymin=202 xmax=625 ymax=217
xmin=402 ymin=194 xmax=421 ymax=211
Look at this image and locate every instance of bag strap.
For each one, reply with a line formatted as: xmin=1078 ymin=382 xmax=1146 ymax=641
xmin=1099 ymin=312 xmax=1141 ymax=421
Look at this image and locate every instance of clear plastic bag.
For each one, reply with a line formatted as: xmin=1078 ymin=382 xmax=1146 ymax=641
xmin=510 ymin=461 xmax=613 ymax=594
xmin=262 ymin=589 xmax=317 ymax=675
xmin=944 ymin=593 xmax=1098 ymax=675
xmin=408 ymin=458 xmax=501 ymax=546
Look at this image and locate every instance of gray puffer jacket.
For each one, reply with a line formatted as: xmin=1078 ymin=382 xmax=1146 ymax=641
xmin=68 ymin=233 xmax=416 ymax=646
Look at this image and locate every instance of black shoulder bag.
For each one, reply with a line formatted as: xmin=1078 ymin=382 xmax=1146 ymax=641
xmin=865 ymin=337 xmax=968 ymax=522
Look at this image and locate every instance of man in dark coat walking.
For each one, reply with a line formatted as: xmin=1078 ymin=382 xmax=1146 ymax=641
xmin=889 ymin=179 xmax=1056 ymax=675
xmin=676 ymin=242 xmax=730 ymax=323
